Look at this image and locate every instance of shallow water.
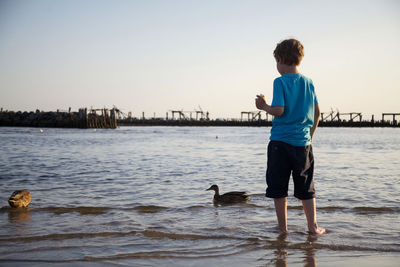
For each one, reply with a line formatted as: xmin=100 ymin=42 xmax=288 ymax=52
xmin=0 ymin=126 xmax=399 ymax=266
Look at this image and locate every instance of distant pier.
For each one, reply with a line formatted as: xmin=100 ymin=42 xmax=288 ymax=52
xmin=118 ymin=110 xmax=400 ymax=128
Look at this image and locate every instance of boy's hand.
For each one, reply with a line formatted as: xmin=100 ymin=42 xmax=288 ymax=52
xmin=255 ymin=94 xmax=267 ymax=111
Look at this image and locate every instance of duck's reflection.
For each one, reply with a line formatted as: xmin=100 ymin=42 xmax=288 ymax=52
xmin=7 ymin=207 xmax=32 ymax=223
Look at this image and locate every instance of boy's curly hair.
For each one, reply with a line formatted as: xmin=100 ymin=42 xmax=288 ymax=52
xmin=273 ymin=39 xmax=304 ymax=66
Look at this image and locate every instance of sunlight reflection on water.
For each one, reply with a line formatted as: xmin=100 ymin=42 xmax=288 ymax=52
xmin=0 ymin=126 xmax=399 ymax=265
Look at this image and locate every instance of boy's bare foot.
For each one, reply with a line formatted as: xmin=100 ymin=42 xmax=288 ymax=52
xmin=302 ymin=199 xmax=326 ymax=235
xmin=278 ymin=227 xmax=288 ymax=235
xmin=308 ymin=224 xmax=326 ymax=235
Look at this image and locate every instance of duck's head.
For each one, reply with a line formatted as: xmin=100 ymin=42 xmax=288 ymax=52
xmin=206 ymin=184 xmax=219 ymax=192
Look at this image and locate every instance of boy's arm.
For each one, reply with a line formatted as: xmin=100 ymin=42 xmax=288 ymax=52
xmin=310 ymin=104 xmax=320 ymax=142
xmin=255 ymin=94 xmax=284 ymax=117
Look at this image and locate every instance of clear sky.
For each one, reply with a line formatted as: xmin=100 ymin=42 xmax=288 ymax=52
xmin=0 ymin=0 xmax=399 ymax=119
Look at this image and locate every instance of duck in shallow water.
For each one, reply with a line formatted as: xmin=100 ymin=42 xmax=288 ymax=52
xmin=8 ymin=190 xmax=31 ymax=208
xmin=206 ymin=184 xmax=249 ymax=204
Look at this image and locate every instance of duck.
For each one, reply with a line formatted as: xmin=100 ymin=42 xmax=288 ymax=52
xmin=206 ymin=184 xmax=249 ymax=204
xmin=8 ymin=190 xmax=31 ymax=208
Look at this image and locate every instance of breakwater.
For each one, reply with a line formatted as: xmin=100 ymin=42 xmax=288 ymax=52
xmin=0 ymin=108 xmax=117 ymax=129
xmin=117 ymin=117 xmax=399 ymax=127
xmin=1 ymin=108 xmax=399 ymax=128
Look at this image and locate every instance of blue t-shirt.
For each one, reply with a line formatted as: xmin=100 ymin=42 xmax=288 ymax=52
xmin=270 ymin=73 xmax=318 ymax=146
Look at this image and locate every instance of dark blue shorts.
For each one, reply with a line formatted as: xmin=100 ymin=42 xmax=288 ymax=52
xmin=266 ymin=141 xmax=315 ymax=200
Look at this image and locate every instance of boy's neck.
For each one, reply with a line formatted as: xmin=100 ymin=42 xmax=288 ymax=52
xmin=277 ymin=62 xmax=299 ymax=75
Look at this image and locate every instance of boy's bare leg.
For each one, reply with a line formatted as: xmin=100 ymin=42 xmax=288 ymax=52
xmin=274 ymin=197 xmax=288 ymax=233
xmin=302 ymin=198 xmax=326 ymax=234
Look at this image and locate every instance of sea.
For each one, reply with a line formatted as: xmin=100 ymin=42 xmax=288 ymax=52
xmin=0 ymin=126 xmax=399 ymax=266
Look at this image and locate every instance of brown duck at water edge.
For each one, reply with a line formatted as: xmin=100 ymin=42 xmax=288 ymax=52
xmin=206 ymin=184 xmax=249 ymax=204
xmin=8 ymin=190 xmax=31 ymax=208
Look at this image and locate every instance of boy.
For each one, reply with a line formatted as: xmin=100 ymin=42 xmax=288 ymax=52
xmin=255 ymin=39 xmax=326 ymax=235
